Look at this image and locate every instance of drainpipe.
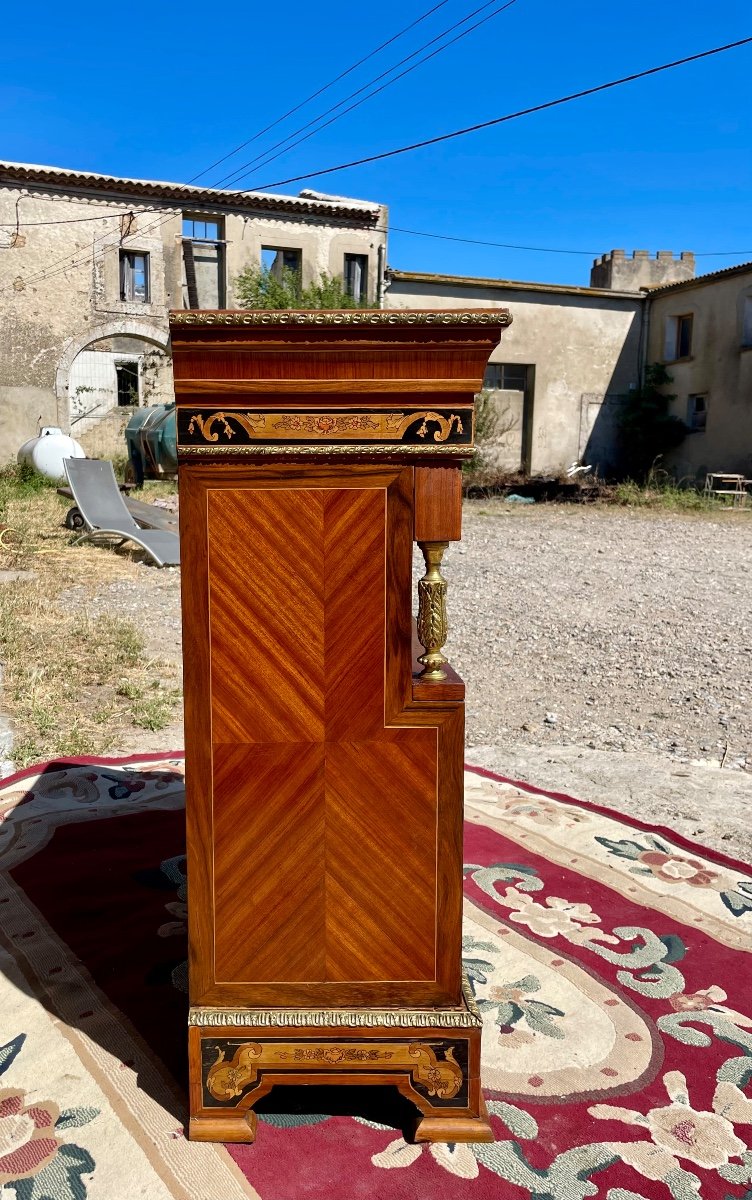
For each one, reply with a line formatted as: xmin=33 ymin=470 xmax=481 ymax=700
xmin=376 ymin=242 xmax=385 ymax=309
xmin=638 ymin=289 xmax=651 ymax=384
xmin=376 ymin=204 xmax=388 ymax=309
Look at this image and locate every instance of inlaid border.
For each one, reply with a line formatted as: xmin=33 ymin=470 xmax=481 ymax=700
xmin=199 ymin=1036 xmax=471 ymax=1109
xmin=177 ymin=407 xmax=474 ymax=454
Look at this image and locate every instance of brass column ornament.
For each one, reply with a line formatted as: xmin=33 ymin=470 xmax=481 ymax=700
xmin=417 ymin=541 xmax=449 ymax=680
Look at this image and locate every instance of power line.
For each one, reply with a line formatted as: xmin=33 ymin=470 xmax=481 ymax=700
xmin=217 ymin=0 xmax=518 ymax=189
xmin=695 ymin=249 xmax=752 ymax=257
xmin=188 ymin=0 xmax=453 ymax=184
xmin=390 ymin=226 xmax=596 ymax=254
xmin=249 ymin=35 xmax=752 ymax=190
xmin=2 ymin=209 xmax=750 ymax=260
xmin=5 ymin=35 xmax=752 ymax=294
xmin=0 ymin=2 xmax=486 ymax=291
xmin=388 ymin=226 xmax=752 ymax=260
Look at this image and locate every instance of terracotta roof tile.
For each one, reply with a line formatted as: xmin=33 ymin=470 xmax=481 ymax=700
xmin=0 ymin=160 xmax=382 ymax=224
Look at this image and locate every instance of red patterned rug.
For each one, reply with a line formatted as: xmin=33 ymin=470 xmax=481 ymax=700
xmin=0 ymin=753 xmax=750 ymax=1200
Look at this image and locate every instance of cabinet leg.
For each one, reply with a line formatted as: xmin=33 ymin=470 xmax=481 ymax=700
xmin=413 ymin=1092 xmax=494 ymax=1144
xmin=189 ymin=1109 xmax=258 ymax=1143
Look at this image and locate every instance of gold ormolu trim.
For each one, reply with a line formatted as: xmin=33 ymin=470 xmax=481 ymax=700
xmin=189 ymin=974 xmax=482 ymax=1029
xmin=170 ymin=309 xmax=510 ymax=328
xmin=178 ymin=442 xmax=474 ymax=458
xmin=186 ymin=409 xmax=468 ymax=444
xmin=417 ymin=542 xmax=450 ymax=680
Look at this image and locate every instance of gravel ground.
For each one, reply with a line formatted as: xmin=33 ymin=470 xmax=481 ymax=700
xmin=57 ymin=502 xmax=752 ymax=861
xmin=451 ymin=502 xmax=751 ymax=768
xmin=447 ymin=502 xmax=752 ymax=863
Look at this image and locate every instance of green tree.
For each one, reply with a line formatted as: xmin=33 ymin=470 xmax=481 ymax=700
xmin=234 ymin=265 xmax=365 ymax=310
xmin=618 ymin=363 xmax=687 ymax=480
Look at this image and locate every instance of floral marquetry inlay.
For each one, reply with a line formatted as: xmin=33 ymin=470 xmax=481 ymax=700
xmin=203 ymin=1039 xmax=467 ymax=1105
xmin=182 ymin=408 xmax=472 ymax=447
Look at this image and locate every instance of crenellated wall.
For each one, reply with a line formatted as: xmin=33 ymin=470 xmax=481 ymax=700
xmin=590 ymin=249 xmax=695 ymax=292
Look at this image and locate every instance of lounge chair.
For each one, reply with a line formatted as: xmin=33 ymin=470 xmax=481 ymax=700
xmin=63 ymin=458 xmax=180 ymax=568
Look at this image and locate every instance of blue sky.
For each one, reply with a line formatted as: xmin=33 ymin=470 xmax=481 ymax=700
xmin=1 ymin=0 xmax=749 ymax=285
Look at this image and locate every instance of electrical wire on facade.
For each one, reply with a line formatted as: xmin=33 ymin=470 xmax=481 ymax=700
xmin=1 ymin=210 xmax=750 ymax=260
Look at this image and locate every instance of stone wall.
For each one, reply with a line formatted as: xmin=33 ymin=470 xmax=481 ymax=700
xmin=384 ymin=272 xmax=643 ymax=475
xmin=590 ymin=250 xmax=695 ymax=291
xmin=0 ymin=187 xmax=174 ymax=455
xmin=76 ymin=408 xmax=132 ymax=460
xmin=0 ymin=171 xmax=387 ymax=460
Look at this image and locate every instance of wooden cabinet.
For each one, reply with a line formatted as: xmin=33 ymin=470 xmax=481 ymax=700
xmin=171 ymin=309 xmax=510 ymax=1144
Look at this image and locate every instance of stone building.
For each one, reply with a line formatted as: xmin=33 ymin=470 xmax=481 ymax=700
xmin=382 ymin=251 xmax=749 ymax=482
xmin=384 ymin=267 xmax=646 ymax=475
xmin=646 ymin=262 xmax=752 ymax=481
xmin=0 ymin=161 xmax=387 ymax=456
xmin=2 ymin=160 xmax=746 ymax=481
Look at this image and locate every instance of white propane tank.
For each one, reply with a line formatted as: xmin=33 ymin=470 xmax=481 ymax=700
xmin=17 ymin=427 xmax=86 ymax=481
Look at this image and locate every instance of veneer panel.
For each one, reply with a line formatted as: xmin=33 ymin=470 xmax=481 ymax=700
xmin=213 ymin=742 xmax=326 ymax=983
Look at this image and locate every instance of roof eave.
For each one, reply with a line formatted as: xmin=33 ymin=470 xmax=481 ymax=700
xmin=0 ymin=161 xmax=382 ymax=225
xmin=386 ymin=268 xmax=643 ymax=301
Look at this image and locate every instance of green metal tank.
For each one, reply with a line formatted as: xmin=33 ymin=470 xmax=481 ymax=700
xmin=124 ymin=403 xmax=178 ymax=485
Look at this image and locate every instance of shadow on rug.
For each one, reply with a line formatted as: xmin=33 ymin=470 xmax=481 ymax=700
xmin=0 ymin=753 xmax=750 ymax=1200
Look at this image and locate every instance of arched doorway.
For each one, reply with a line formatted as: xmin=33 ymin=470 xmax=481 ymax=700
xmin=56 ymin=322 xmax=172 ymax=455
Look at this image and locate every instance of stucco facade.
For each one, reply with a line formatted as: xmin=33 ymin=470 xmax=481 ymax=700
xmin=384 ymin=269 xmax=643 ymax=474
xmin=647 ymin=264 xmax=752 ymax=481
xmin=0 ymin=162 xmax=387 ymax=457
xmin=5 ymin=169 xmax=745 ymax=484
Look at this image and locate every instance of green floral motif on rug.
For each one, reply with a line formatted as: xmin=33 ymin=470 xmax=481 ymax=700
xmin=0 ymin=755 xmax=749 ymax=1199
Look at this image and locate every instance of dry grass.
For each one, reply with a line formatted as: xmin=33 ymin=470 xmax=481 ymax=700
xmin=0 ymin=477 xmax=181 ymax=768
xmin=612 ymin=476 xmax=727 ymax=510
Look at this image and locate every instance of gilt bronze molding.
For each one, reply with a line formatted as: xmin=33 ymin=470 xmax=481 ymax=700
xmin=189 ymin=975 xmax=482 ymax=1029
xmin=417 ymin=541 xmax=450 ymax=680
xmin=170 ymin=309 xmax=511 ymax=328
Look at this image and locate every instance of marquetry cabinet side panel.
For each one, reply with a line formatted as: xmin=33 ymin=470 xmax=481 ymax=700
xmin=181 ymin=462 xmax=466 ymax=1010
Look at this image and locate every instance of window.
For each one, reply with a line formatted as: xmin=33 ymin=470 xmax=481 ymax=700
xmin=663 ymin=313 xmax=693 ymax=361
xmin=344 ymin=253 xmax=368 ymax=303
xmin=742 ymin=296 xmax=752 ymax=347
xmin=482 ymin=363 xmax=528 ymax=390
xmin=687 ymin=394 xmax=708 ymax=432
xmin=115 ymin=361 xmax=140 ymax=407
xmin=182 ymin=216 xmax=222 ymax=241
xmin=120 ymin=251 xmax=150 ymax=302
xmin=261 ymin=246 xmax=301 ymax=277
xmin=182 ymin=213 xmax=225 ymax=308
